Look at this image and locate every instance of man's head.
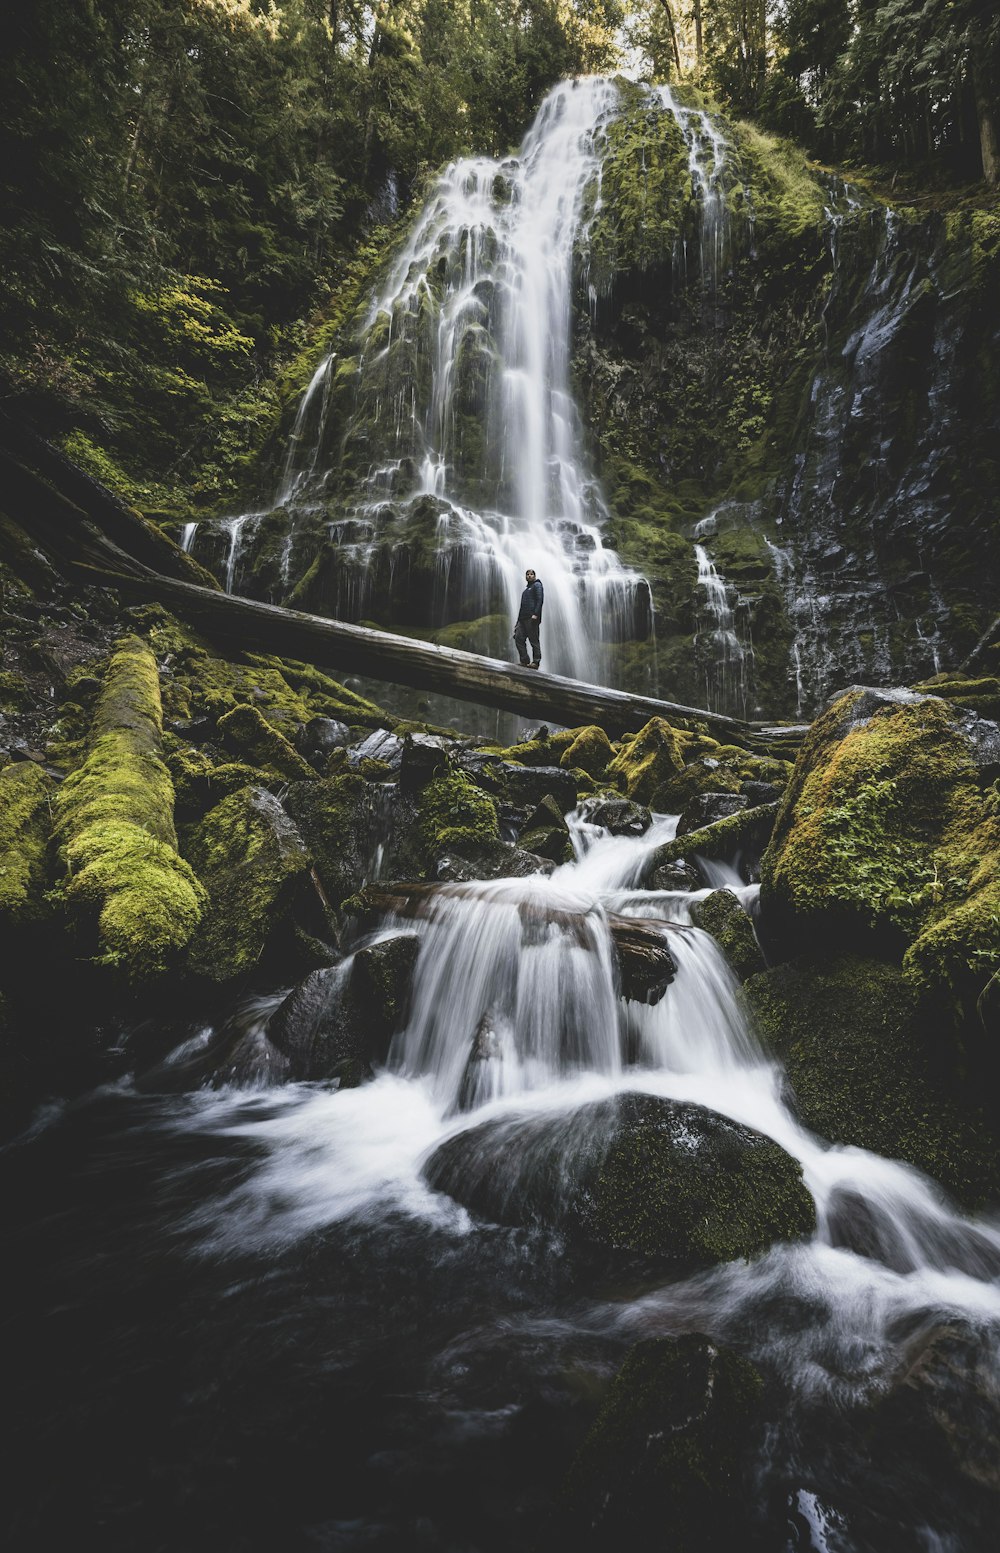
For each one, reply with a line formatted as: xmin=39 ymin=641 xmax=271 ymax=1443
xmin=525 ymin=569 xmax=536 ymax=583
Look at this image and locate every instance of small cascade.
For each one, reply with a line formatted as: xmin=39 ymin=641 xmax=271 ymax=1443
xmin=656 ymin=85 xmax=739 ymax=303
xmin=179 ymin=521 xmax=198 ymax=554
xmin=693 ymin=542 xmax=752 ymax=716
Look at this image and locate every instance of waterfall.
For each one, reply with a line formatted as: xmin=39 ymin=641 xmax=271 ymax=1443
xmin=184 ymin=78 xmax=652 ymax=679
xmin=693 ymin=541 xmax=752 ymax=716
xmin=656 ymin=84 xmax=735 ymax=299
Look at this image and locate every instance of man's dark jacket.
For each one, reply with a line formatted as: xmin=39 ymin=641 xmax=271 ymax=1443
xmin=518 ymin=579 xmax=544 ymax=620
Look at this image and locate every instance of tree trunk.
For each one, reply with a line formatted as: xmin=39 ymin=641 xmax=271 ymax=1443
xmin=973 ymin=60 xmax=999 ymax=186
xmin=658 ymin=0 xmax=683 ymax=77
xmin=693 ymin=0 xmax=703 ymax=69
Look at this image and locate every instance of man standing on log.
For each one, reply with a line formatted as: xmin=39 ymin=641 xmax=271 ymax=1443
xmin=514 ymin=568 xmax=544 ymax=669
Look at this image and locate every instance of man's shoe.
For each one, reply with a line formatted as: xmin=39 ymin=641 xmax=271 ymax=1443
xmin=530 ymin=661 xmax=541 ymax=670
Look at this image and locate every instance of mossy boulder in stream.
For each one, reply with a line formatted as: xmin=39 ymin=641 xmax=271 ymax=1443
xmin=761 ymin=688 xmax=1000 ymax=1026
xmin=52 ymin=636 xmax=206 ymax=980
xmin=418 ymin=763 xmax=500 ymax=858
xmin=425 ymin=1091 xmax=814 ymax=1265
xmin=562 ymin=1334 xmax=766 ymax=1553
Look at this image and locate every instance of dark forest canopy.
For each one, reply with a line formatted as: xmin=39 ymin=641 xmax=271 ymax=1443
xmin=1 ymin=1 xmax=996 ymax=510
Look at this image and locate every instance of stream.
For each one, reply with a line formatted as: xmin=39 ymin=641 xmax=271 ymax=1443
xmin=6 ymin=812 xmax=1000 ymax=1551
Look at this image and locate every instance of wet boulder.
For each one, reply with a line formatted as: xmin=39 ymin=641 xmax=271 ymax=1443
xmin=518 ymin=793 xmax=573 ymax=864
xmin=435 ymin=842 xmax=556 ymax=882
xmin=347 ymin=727 xmax=404 ymax=773
xmin=502 ymin=762 xmax=578 ymax=812
xmin=424 ymin=1091 xmax=814 ymax=1265
xmin=580 ymin=795 xmax=652 ymax=836
xmin=677 ymin=789 xmax=747 ymax=835
xmin=690 ymin=888 xmax=764 ymax=982
xmin=562 ymin=1335 xmax=767 ymax=1553
xmin=268 ymin=932 xmax=420 ymax=1082
xmin=295 ymin=716 xmax=351 ymax=764
xmin=650 ymin=859 xmax=700 ymax=892
xmin=399 ymin=731 xmax=451 ymax=793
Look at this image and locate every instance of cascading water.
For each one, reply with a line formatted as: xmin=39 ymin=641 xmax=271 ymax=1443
xmin=693 ymin=540 xmax=752 ymax=716
xmin=183 ymin=79 xmax=653 ymax=682
xmin=9 ymin=802 xmax=1000 ymax=1548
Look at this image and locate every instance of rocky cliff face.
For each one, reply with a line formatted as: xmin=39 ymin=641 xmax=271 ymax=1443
xmin=577 ymin=87 xmax=1000 ymax=718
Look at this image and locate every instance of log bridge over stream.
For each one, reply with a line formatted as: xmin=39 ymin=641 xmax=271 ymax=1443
xmin=1 ymin=413 xmax=807 ymax=751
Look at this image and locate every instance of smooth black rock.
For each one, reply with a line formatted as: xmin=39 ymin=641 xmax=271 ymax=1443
xmin=581 ymin=796 xmax=652 ymax=835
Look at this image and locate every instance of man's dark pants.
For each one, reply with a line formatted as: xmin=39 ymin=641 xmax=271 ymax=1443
xmin=514 ymin=617 xmax=540 ymax=666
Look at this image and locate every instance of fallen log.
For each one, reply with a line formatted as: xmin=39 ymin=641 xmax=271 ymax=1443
xmin=348 ymin=881 xmax=683 ymax=1005
xmin=2 ymin=411 xmax=808 ymax=745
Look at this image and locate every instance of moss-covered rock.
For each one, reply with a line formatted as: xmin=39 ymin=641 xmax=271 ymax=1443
xmin=647 ymin=801 xmax=779 ymax=877
xmin=418 ymin=763 xmax=500 ymax=858
xmin=744 ymin=954 xmax=1000 ymax=1206
xmin=425 ymin=1091 xmax=814 ymax=1264
xmin=53 ymin=635 xmax=205 ymax=980
xmin=578 ymin=1092 xmax=815 ymax=1261
xmin=558 ymin=724 xmax=613 ymax=779
xmin=519 ymin=793 xmax=573 ymax=864
xmin=184 ymin=785 xmax=319 ymax=982
xmin=0 ymin=762 xmax=53 ymax=926
xmin=217 ymin=701 xmax=315 ymax=781
xmin=691 ymin=889 xmax=765 ymax=982
xmin=562 ymin=1334 xmax=766 ymax=1553
xmin=607 ymin=717 xmax=688 ymax=806
xmin=761 ymin=688 xmax=1000 ymax=1018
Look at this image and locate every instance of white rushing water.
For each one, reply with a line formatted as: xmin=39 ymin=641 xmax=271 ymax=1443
xmin=166 ymin=807 xmax=1000 ymax=1383
xmin=183 ymin=78 xmax=652 ymax=675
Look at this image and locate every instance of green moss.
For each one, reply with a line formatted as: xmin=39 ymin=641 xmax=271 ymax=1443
xmin=0 ymin=762 xmax=54 ymax=926
xmin=217 ymin=702 xmax=315 ymax=781
xmin=53 ymin=636 xmax=205 ymax=980
xmin=558 ymin=724 xmax=613 ymax=778
xmin=649 ymin=801 xmax=779 ymax=870
xmin=418 ymin=764 xmax=499 ymax=857
xmin=607 ymin=717 xmax=691 ymax=806
xmin=744 ymin=955 xmax=1000 ymax=1206
xmin=580 ymin=1092 xmax=815 ymax=1264
xmin=184 ymin=784 xmax=313 ymax=982
xmin=690 ymin=889 xmax=764 ymax=982
xmin=762 ymin=691 xmax=1000 ymax=1010
xmin=0 ymin=670 xmax=33 ymax=714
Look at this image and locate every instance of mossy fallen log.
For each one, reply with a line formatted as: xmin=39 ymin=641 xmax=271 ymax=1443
xmin=53 ymin=635 xmax=206 ymax=979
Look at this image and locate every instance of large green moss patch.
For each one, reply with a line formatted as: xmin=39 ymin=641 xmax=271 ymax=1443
xmin=53 ymin=636 xmax=205 ymax=980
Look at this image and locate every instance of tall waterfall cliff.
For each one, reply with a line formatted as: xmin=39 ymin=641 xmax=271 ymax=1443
xmin=182 ymin=78 xmax=1000 ymax=722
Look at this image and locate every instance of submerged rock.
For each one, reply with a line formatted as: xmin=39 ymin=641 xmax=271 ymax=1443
xmin=424 ymin=1090 xmax=814 ymax=1264
xmin=268 ymin=933 xmax=419 ymax=1082
xmin=562 ymin=1334 xmax=767 ymax=1552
